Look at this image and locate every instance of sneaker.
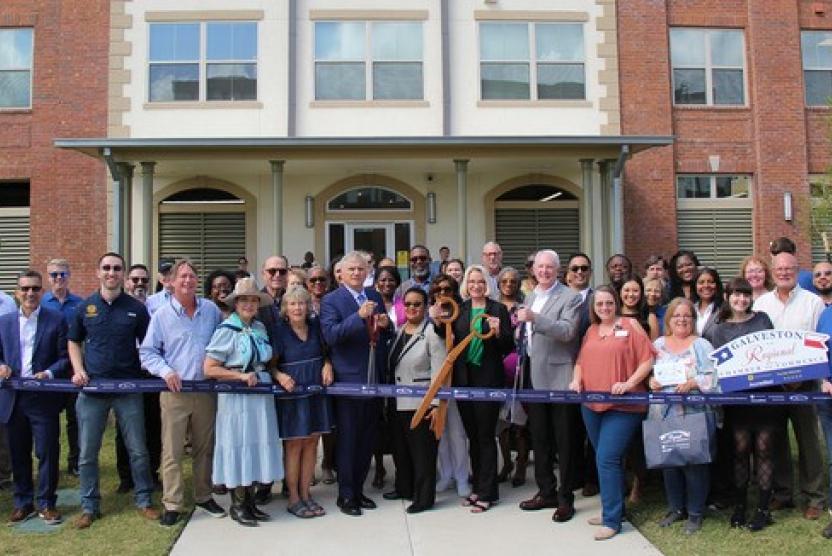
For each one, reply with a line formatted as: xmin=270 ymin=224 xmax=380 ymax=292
xmin=196 ymin=499 xmax=227 ymax=518
xmin=659 ymin=509 xmax=687 ymax=527
xmin=748 ymin=509 xmax=773 ymax=532
xmin=7 ymin=505 xmax=36 ymax=525
xmin=38 ymin=507 xmax=63 ymax=525
xmin=685 ymin=515 xmax=703 ymax=535
xmin=159 ymin=510 xmax=180 ymax=527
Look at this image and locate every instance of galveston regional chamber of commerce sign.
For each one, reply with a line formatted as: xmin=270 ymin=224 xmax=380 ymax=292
xmin=710 ymin=330 xmax=830 ymax=392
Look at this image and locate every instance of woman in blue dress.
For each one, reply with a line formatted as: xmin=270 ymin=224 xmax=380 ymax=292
xmin=203 ymin=277 xmax=284 ymax=527
xmin=273 ymin=286 xmax=334 ymax=518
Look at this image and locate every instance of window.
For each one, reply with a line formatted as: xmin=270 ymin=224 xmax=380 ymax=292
xmin=670 ymin=28 xmax=745 ymax=105
xmin=314 ymin=21 xmax=423 ymax=101
xmin=328 ymin=187 xmax=412 ymax=210
xmin=149 ymin=22 xmax=257 ymax=102
xmin=802 ymin=31 xmax=832 ymax=106
xmin=677 ymin=175 xmax=750 ymax=199
xmin=0 ymin=28 xmax=34 ymax=108
xmin=479 ymin=22 xmax=585 ymax=100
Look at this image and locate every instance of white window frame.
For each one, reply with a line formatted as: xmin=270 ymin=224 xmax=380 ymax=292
xmin=477 ymin=21 xmax=586 ymax=101
xmin=147 ymin=21 xmax=258 ymax=103
xmin=801 ymin=30 xmax=832 ymax=107
xmin=670 ymin=28 xmax=747 ymax=107
xmin=0 ymin=28 xmax=34 ymax=110
xmin=313 ymin=21 xmax=424 ymax=101
xmin=676 ymin=174 xmax=753 ymax=209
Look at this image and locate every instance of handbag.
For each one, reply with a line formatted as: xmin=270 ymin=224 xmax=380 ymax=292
xmin=642 ymin=410 xmax=715 ymax=469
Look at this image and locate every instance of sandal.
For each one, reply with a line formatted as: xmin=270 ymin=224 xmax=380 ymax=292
xmin=287 ymin=500 xmax=315 ymax=519
xmin=304 ymin=498 xmax=326 ymax=517
xmin=470 ymin=500 xmax=492 ymax=514
xmin=462 ymin=494 xmax=479 ymax=507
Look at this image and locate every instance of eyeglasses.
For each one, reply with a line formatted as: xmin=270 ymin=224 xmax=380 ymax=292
xmin=49 ymin=271 xmax=68 ymax=279
xmin=19 ymin=286 xmax=42 ymax=293
xmin=410 ymin=256 xmax=428 ymax=263
xmin=500 ymin=278 xmax=518 ymax=284
xmin=309 ymin=277 xmax=327 ymax=284
xmin=404 ymin=302 xmax=423 ymax=308
xmin=130 ymin=277 xmax=149 ymax=284
xmin=101 ymin=265 xmax=123 ymax=272
xmin=773 ymin=266 xmax=798 ymax=274
xmin=671 ymin=315 xmax=693 ymax=320
xmin=569 ymin=265 xmax=590 ymax=273
xmin=265 ymin=267 xmax=288 ymax=276
xmin=815 ymin=270 xmax=832 ymax=278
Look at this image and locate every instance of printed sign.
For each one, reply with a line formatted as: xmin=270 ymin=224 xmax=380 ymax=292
xmin=653 ymin=360 xmax=689 ymax=387
xmin=709 ymin=330 xmax=830 ymax=392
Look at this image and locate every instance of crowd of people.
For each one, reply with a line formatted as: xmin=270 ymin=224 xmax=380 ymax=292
xmin=1 ymin=237 xmax=832 ymax=543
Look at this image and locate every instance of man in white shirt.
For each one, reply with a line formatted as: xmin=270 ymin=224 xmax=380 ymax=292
xmin=753 ymin=252 xmax=826 ymax=519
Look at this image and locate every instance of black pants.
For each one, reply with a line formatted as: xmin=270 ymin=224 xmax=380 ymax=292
xmin=392 ymin=410 xmax=438 ymax=508
xmin=335 ymin=397 xmax=379 ymax=500
xmin=458 ymin=399 xmax=500 ymax=502
xmin=64 ymin=394 xmax=79 ymax=470
xmin=527 ymin=402 xmax=581 ymax=506
xmin=116 ymin=393 xmax=162 ymax=485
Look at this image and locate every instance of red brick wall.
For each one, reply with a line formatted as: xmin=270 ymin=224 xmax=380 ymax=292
xmin=0 ymin=0 xmax=109 ymax=296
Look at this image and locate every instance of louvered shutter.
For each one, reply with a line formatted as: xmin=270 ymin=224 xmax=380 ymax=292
xmin=495 ymin=207 xmax=580 ymax=271
xmin=159 ymin=212 xmax=246 ymax=285
xmin=0 ymin=211 xmax=30 ymax=293
xmin=677 ymin=207 xmax=752 ymax=278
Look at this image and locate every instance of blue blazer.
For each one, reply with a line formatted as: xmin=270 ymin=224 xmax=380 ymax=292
xmin=0 ymin=306 xmax=70 ymax=424
xmin=320 ymin=286 xmax=392 ymax=384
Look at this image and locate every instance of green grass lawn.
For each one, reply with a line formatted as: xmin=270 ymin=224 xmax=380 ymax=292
xmin=0 ymin=414 xmax=188 ymax=556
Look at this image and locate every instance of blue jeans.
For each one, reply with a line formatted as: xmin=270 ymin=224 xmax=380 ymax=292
xmin=581 ymin=407 xmax=643 ymax=531
xmin=77 ymin=393 xmax=153 ymax=513
xmin=662 ymin=464 xmax=709 ymax=517
xmin=817 ymin=399 xmax=832 ymax=508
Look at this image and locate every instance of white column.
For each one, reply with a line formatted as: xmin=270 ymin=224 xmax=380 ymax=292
xmin=454 ymin=159 xmax=469 ymax=262
xmin=140 ymin=161 xmax=156 ymax=267
xmin=580 ymin=159 xmax=594 ymax=258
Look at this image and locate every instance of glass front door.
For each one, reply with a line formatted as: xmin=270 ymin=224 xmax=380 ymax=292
xmin=348 ymin=223 xmax=393 ymax=259
xmin=326 ymin=221 xmax=413 ymax=270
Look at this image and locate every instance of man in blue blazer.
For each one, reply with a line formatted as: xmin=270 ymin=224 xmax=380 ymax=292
xmin=0 ymin=270 xmax=70 ymax=526
xmin=320 ymin=251 xmax=393 ymax=516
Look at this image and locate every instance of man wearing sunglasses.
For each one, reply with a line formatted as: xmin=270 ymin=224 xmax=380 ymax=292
xmin=67 ymin=252 xmax=159 ymax=529
xmin=397 ymin=245 xmax=433 ymax=297
xmin=0 ymin=270 xmax=70 ymax=527
xmin=41 ymin=258 xmax=84 ymax=478
xmin=125 ymin=264 xmax=151 ymax=304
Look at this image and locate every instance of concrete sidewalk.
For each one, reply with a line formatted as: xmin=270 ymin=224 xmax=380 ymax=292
xmin=172 ymin=464 xmax=661 ymax=556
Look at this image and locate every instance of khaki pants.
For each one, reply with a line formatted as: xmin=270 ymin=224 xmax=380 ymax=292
xmin=160 ymin=392 xmax=217 ymax=512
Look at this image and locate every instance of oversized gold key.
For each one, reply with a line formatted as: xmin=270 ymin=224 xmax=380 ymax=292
xmin=411 ymin=297 xmax=495 ymax=438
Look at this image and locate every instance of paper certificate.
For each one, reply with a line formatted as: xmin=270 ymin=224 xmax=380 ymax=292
xmin=653 ymin=360 xmax=688 ymax=386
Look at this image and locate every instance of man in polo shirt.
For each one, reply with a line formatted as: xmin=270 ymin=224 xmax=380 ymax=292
xmin=140 ymin=259 xmax=225 ymax=527
xmin=146 ymin=258 xmax=175 ymax=315
xmin=42 ymin=257 xmax=84 ymax=478
xmin=753 ymin=251 xmax=827 ymax=520
xmin=68 ymin=252 xmax=159 ymax=529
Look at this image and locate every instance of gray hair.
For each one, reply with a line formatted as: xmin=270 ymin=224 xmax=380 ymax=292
xmin=280 ymin=285 xmax=313 ymax=317
xmin=535 ymin=249 xmax=560 ymax=269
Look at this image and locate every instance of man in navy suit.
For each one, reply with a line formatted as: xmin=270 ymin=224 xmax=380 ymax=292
xmin=0 ymin=270 xmax=70 ymax=526
xmin=320 ymin=251 xmax=393 ymax=516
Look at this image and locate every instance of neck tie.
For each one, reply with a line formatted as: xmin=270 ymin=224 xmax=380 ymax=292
xmin=357 ymin=292 xmax=367 ymax=305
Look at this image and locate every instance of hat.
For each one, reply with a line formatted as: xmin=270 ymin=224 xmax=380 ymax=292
xmin=224 ymin=277 xmax=273 ymax=308
xmin=158 ymin=257 xmax=175 ymax=273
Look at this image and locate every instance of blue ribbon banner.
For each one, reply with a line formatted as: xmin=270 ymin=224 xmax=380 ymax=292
xmin=1 ymin=377 xmax=831 ymax=405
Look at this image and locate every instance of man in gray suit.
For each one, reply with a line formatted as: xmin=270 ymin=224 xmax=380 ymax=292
xmin=517 ymin=249 xmax=583 ymax=522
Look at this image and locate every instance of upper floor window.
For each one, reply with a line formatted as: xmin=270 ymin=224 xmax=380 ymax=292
xmin=149 ymin=22 xmax=257 ymax=102
xmin=801 ymin=31 xmax=832 ymax=106
xmin=677 ymin=175 xmax=750 ymax=199
xmin=479 ymin=22 xmax=585 ymax=101
xmin=314 ymin=21 xmax=423 ymax=101
xmin=670 ymin=28 xmax=745 ymax=106
xmin=0 ymin=29 xmax=34 ymax=109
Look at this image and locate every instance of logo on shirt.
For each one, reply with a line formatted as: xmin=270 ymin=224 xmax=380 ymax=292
xmin=85 ymin=304 xmax=98 ymax=318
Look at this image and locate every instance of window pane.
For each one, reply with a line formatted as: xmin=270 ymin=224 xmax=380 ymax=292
xmin=536 ymin=23 xmax=583 ymax=62
xmin=149 ymin=64 xmax=199 ymax=101
xmin=373 ymin=62 xmax=422 ymax=100
xmin=0 ymin=29 xmax=33 ymax=69
xmin=481 ymin=63 xmax=530 ymax=99
xmin=329 ymin=187 xmax=411 ymax=210
xmin=329 ymin=224 xmax=345 ymax=261
xmin=480 ymin=23 xmax=529 ymax=61
xmin=670 ymin=28 xmax=705 ymax=66
xmin=805 ymin=70 xmax=832 ymax=106
xmin=716 ymin=176 xmax=750 ymax=198
xmin=802 ymin=31 xmax=832 ymax=69
xmin=710 ymin=30 xmax=743 ymax=67
xmin=712 ymin=69 xmax=743 ymax=104
xmin=315 ymin=22 xmax=365 ymax=60
xmin=537 ymin=63 xmax=584 ymax=99
xmin=673 ymin=68 xmax=706 ymax=104
xmin=0 ymin=71 xmax=31 ymax=107
xmin=372 ymin=22 xmax=422 ymax=60
xmin=677 ymin=176 xmax=711 ymax=199
xmin=207 ymin=22 xmax=257 ymax=61
xmin=207 ymin=64 xmax=256 ymax=100
xmin=315 ymin=62 xmax=365 ymax=100
xmin=149 ymin=24 xmax=199 ymax=62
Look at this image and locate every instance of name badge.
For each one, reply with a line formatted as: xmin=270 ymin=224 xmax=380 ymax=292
xmin=654 ymin=360 xmax=688 ymax=386
xmin=127 ymin=312 xmax=137 ymax=318
xmin=614 ymin=329 xmax=629 ymax=338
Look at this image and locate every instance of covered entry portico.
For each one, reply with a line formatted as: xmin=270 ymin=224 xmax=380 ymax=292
xmin=56 ymin=135 xmax=671 ymax=280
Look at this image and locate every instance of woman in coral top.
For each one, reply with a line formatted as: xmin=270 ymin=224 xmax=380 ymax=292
xmin=569 ymin=285 xmax=655 ymax=541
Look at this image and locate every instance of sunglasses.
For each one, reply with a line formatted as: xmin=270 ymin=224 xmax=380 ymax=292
xmin=19 ymin=285 xmax=42 ymax=293
xmin=130 ymin=277 xmax=150 ymax=284
xmin=435 ymin=285 xmax=453 ymax=293
xmin=570 ymin=265 xmax=590 ymax=273
xmin=404 ymin=301 xmax=423 ymax=308
xmin=49 ymin=271 xmax=68 ymax=279
xmin=265 ymin=267 xmax=288 ymax=276
xmin=309 ymin=277 xmax=327 ymax=284
xmin=815 ymin=270 xmax=832 ymax=278
xmin=101 ymin=265 xmax=123 ymax=272
xmin=410 ymin=256 xmax=428 ymax=263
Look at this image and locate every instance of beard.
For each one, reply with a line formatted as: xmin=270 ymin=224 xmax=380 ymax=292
xmin=413 ymin=266 xmax=430 ymax=280
xmin=818 ymin=285 xmax=832 ymax=297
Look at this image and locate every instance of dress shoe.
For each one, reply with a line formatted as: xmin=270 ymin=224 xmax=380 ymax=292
xmin=519 ymin=494 xmax=558 ymax=511
xmin=406 ymin=503 xmax=429 ymax=514
xmin=659 ymin=509 xmax=687 ymax=527
xmin=339 ymin=500 xmax=362 ymax=517
xmin=805 ymin=506 xmax=822 ymax=520
xmin=383 ymin=491 xmax=406 ymax=501
xmin=594 ymin=526 xmax=618 ymax=541
xmin=159 ymin=510 xmax=180 ymax=527
xmin=74 ymin=512 xmax=96 ymax=529
xmin=748 ymin=509 xmax=773 ymax=532
xmin=8 ymin=504 xmax=36 ymax=524
xmin=552 ymin=505 xmax=576 ymax=523
xmin=138 ymin=507 xmax=161 ymax=521
xmin=685 ymin=515 xmax=703 ymax=534
xmin=358 ymin=495 xmax=377 ymax=509
xmin=38 ymin=507 xmax=63 ymax=525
